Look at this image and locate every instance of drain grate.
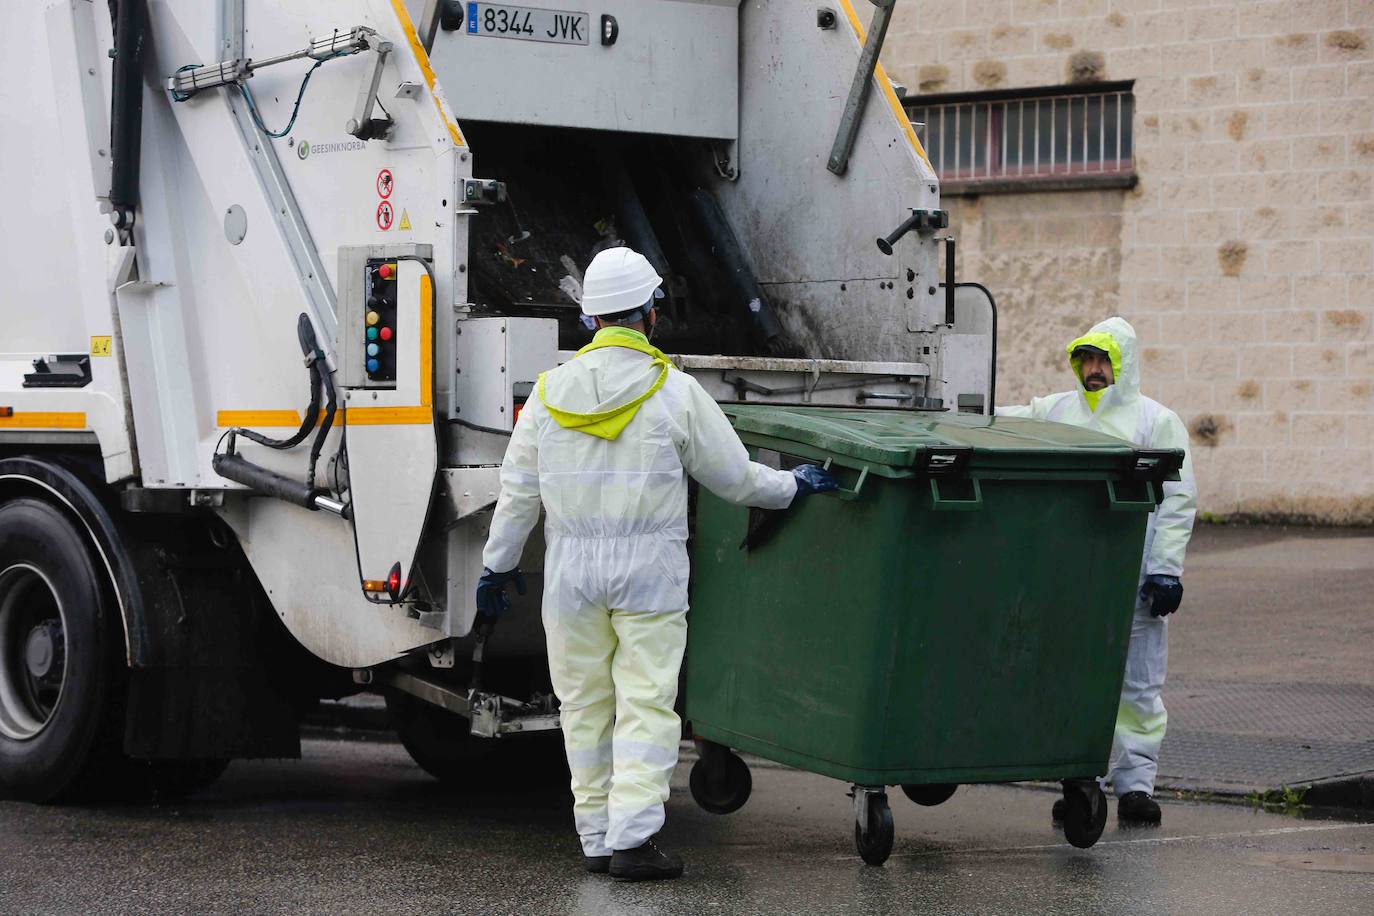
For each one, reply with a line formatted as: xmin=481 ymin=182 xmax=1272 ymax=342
xmin=1157 ymin=679 xmax=1374 ymax=792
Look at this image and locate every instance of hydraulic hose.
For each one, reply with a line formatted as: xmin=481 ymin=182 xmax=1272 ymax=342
xmin=213 ymin=313 xmax=347 ymax=517
xmin=306 ymin=307 xmax=339 ymax=488
xmin=234 ymin=314 xmax=324 ymax=451
xmin=307 ymin=376 xmax=338 ymax=488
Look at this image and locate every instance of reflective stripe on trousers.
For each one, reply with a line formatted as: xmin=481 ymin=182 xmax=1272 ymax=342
xmin=1108 ymin=597 xmax=1169 ymax=796
xmin=545 ymin=606 xmax=687 ymax=856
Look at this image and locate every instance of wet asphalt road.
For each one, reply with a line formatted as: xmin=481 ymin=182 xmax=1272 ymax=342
xmin=2 ymin=738 xmax=1371 ymax=915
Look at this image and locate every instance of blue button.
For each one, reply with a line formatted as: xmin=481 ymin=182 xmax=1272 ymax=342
xmin=367 ymin=343 xmax=380 ymax=357
xmin=366 ymin=327 xmax=378 ymax=341
xmin=366 ymin=358 xmax=379 ymax=373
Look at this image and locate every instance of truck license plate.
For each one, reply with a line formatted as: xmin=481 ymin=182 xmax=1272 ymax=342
xmin=466 ymin=3 xmax=589 ymax=45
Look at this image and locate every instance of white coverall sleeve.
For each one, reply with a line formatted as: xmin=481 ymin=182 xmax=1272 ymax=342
xmin=481 ymin=403 xmax=543 ymax=574
xmin=1145 ymin=409 xmax=1197 ymax=578
xmin=995 ymin=395 xmax=1053 ymax=419
xmin=675 ymin=376 xmax=798 ymax=510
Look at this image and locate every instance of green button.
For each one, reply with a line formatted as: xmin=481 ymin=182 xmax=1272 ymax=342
xmin=367 ymin=327 xmax=379 ymax=341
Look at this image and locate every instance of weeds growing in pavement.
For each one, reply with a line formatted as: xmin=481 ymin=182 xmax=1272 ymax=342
xmin=1245 ymin=785 xmax=1309 ymax=815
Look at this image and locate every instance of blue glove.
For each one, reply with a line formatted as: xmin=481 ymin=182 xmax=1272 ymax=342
xmin=792 ymin=464 xmax=838 ymax=497
xmin=475 ymin=567 xmax=527 ymax=619
xmin=1139 ymin=574 xmax=1182 ymax=617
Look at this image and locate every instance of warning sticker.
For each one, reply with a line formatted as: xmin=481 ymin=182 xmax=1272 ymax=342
xmin=398 ymin=208 xmax=412 ymax=231
xmin=376 ymin=201 xmax=394 ymax=231
xmin=90 ymin=335 xmax=112 ymax=357
xmin=376 ymin=168 xmax=394 ymax=199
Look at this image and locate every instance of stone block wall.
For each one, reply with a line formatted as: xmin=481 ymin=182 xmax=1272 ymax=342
xmin=882 ymin=0 xmax=1374 ymax=523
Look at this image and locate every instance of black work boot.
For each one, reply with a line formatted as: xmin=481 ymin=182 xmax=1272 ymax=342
xmin=1117 ymin=791 xmax=1162 ymax=825
xmin=584 ymin=854 xmax=611 ymax=874
xmin=608 ymin=836 xmax=684 ymax=881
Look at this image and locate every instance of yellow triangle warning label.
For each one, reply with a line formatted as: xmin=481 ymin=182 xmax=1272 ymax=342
xmin=398 ymin=208 xmax=411 ymax=230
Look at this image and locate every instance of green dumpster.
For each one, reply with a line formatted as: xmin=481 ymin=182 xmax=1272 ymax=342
xmin=684 ymin=405 xmax=1183 ymax=863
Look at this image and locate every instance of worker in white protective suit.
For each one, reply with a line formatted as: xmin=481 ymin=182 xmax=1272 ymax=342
xmin=999 ymin=316 xmax=1196 ymax=826
xmin=476 ymin=247 xmax=837 ymax=881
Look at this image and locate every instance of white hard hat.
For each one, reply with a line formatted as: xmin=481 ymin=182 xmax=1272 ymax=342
xmin=579 ymin=247 xmax=663 ymax=317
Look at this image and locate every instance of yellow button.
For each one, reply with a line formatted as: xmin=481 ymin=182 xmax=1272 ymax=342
xmin=366 ymin=311 xmax=379 ymax=326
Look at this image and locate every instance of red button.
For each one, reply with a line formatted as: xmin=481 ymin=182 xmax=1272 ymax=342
xmin=378 ymin=263 xmax=395 ymax=280
xmin=380 ymin=326 xmax=393 ymax=341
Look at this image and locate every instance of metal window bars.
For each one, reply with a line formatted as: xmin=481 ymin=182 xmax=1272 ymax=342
xmin=907 ymin=89 xmax=1134 ymax=184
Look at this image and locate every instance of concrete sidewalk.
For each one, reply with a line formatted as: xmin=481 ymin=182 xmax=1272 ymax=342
xmin=1159 ymin=525 xmax=1374 ymax=808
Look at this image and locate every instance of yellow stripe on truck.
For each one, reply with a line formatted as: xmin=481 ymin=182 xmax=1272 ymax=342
xmin=217 ymin=410 xmax=304 ymax=428
xmin=218 ymin=407 xmax=433 ymax=427
xmin=835 ymin=0 xmax=935 ymax=173
xmin=220 ymin=272 xmax=436 ymax=428
xmin=389 ymin=0 xmax=467 ymax=148
xmin=0 ymin=411 xmax=87 ymax=430
xmin=343 ymin=405 xmax=433 ymax=425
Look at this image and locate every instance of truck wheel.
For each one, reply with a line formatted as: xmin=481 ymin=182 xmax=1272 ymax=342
xmin=0 ymin=498 xmax=124 ymax=802
xmin=143 ymin=759 xmax=232 ymax=799
xmin=386 ymin=688 xmax=494 ymax=783
xmin=385 ymin=689 xmax=567 ymax=788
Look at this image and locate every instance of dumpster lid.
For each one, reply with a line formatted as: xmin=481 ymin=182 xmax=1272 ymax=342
xmin=724 ymin=405 xmax=1156 ymax=474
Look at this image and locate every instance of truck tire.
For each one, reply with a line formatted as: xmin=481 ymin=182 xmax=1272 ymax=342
xmin=143 ymin=759 xmax=232 ymax=799
xmin=385 ymin=689 xmax=567 ymax=790
xmin=0 ymin=497 xmax=124 ymax=802
xmin=386 ymin=689 xmax=494 ymax=783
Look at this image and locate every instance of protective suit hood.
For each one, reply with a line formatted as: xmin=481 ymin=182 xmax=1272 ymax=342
xmin=1066 ymin=316 xmax=1141 ymax=411
xmin=538 ymin=327 xmax=670 ymax=440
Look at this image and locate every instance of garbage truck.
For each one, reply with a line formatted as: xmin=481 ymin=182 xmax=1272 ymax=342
xmin=1 ymin=0 xmax=1004 ymax=802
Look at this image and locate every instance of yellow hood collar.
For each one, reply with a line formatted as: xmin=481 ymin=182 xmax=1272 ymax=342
xmin=1066 ymin=330 xmax=1123 ymax=413
xmin=538 ymin=328 xmax=670 ymax=440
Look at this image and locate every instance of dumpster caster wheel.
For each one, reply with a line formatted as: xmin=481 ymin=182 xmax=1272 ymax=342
xmin=900 ymin=783 xmax=958 ymax=807
xmin=689 ymin=745 xmax=752 ymax=814
xmin=1060 ymin=780 xmax=1107 ymax=849
xmin=853 ymin=790 xmax=894 ymax=866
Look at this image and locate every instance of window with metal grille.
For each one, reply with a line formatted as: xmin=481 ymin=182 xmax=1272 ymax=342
xmin=904 ymin=81 xmax=1136 ymax=194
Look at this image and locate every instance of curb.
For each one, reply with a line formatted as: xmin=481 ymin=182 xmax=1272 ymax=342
xmin=1155 ymin=774 xmax=1374 ymax=814
xmin=1299 ymin=773 xmax=1374 ymax=811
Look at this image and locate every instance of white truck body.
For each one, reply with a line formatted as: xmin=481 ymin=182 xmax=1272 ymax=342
xmin=0 ymin=0 xmax=993 ymax=789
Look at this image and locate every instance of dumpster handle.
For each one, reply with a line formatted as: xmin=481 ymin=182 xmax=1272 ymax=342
xmin=929 ymin=477 xmax=982 ymax=511
xmin=1106 ymin=478 xmax=1157 ymax=511
xmin=821 ymin=459 xmax=869 ymax=501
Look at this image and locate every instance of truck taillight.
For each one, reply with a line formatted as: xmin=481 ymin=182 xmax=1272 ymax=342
xmin=362 ymin=562 xmax=403 ymax=601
